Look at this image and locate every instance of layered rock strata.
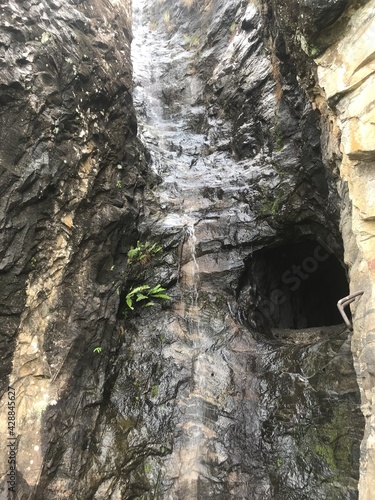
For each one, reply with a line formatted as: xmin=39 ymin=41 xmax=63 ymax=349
xmin=0 ymin=0 xmax=149 ymax=497
xmin=315 ymin=5 xmax=375 ymax=499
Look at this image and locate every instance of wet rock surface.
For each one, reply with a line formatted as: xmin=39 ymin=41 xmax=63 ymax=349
xmin=126 ymin=0 xmax=363 ymax=498
xmin=0 ymin=0 xmax=149 ymax=497
xmin=0 ymin=0 xmax=367 ymax=499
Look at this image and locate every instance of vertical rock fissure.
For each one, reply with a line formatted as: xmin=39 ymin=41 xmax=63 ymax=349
xmin=131 ymin=2 xmax=234 ymax=496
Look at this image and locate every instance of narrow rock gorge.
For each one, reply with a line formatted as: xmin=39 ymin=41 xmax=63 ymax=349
xmin=0 ymin=0 xmax=373 ymax=498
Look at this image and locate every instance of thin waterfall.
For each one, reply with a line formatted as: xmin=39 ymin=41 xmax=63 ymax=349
xmin=175 ymin=221 xmax=205 ymax=498
xmin=131 ymin=3 xmax=211 ymax=496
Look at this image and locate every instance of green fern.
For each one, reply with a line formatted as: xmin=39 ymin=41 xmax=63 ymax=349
xmin=126 ymin=285 xmax=150 ymax=310
xmin=125 ymin=284 xmax=170 ymax=311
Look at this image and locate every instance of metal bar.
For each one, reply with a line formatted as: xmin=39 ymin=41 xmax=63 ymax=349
xmin=337 ymin=291 xmax=364 ymax=330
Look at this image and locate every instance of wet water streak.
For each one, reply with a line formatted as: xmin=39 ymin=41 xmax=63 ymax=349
xmin=132 ymin=4 xmax=214 ymax=496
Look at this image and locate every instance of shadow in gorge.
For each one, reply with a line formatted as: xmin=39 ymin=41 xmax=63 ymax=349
xmin=238 ymin=238 xmax=350 ymax=335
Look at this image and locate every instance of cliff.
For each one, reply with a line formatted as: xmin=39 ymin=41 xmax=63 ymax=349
xmin=0 ymin=0 xmax=373 ymax=498
xmin=270 ymin=1 xmax=375 ymax=497
xmin=0 ymin=0 xmax=150 ymax=497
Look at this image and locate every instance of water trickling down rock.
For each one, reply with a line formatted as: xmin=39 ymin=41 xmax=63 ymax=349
xmin=0 ymin=0 xmax=370 ymax=498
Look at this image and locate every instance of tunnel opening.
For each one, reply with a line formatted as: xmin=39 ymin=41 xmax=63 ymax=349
xmin=243 ymin=239 xmax=349 ymax=331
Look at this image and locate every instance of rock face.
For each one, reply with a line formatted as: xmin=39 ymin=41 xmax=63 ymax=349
xmin=268 ymin=1 xmax=375 ymax=497
xmin=0 ymin=0 xmax=371 ymax=498
xmin=313 ymin=3 xmax=375 ymax=499
xmin=0 ymin=0 xmax=149 ymax=497
xmin=129 ymin=1 xmax=362 ymax=498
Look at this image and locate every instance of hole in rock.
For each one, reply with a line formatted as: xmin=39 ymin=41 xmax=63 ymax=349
xmin=245 ymin=239 xmax=349 ymax=330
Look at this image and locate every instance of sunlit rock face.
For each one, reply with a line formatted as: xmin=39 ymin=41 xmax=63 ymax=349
xmin=315 ymin=3 xmax=375 ymax=498
xmin=0 ymin=0 xmax=370 ymax=499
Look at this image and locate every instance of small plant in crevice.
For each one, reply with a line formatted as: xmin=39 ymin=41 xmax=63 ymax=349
xmin=150 ymin=385 xmax=159 ymax=398
xmin=271 ymin=162 xmax=285 ymax=177
xmin=163 ymin=9 xmax=171 ymax=24
xmin=93 ymin=347 xmax=102 ymax=354
xmin=119 ymin=240 xmax=172 ymax=320
xmin=183 ymin=33 xmax=200 ymax=49
xmin=127 ymin=241 xmax=163 ymax=266
xmin=259 ymin=197 xmax=280 ymax=216
xmin=125 ymin=284 xmax=170 ymax=311
xmin=229 ymin=21 xmax=238 ymax=42
xmin=161 ymin=9 xmax=175 ymax=34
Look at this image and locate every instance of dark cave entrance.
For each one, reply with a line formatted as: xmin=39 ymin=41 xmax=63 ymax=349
xmin=247 ymin=239 xmax=349 ymax=330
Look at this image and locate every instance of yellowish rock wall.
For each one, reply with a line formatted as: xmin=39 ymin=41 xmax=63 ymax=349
xmin=315 ymin=2 xmax=375 ymax=497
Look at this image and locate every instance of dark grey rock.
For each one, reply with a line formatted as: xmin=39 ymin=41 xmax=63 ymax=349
xmin=0 ymin=0 xmax=364 ymax=498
